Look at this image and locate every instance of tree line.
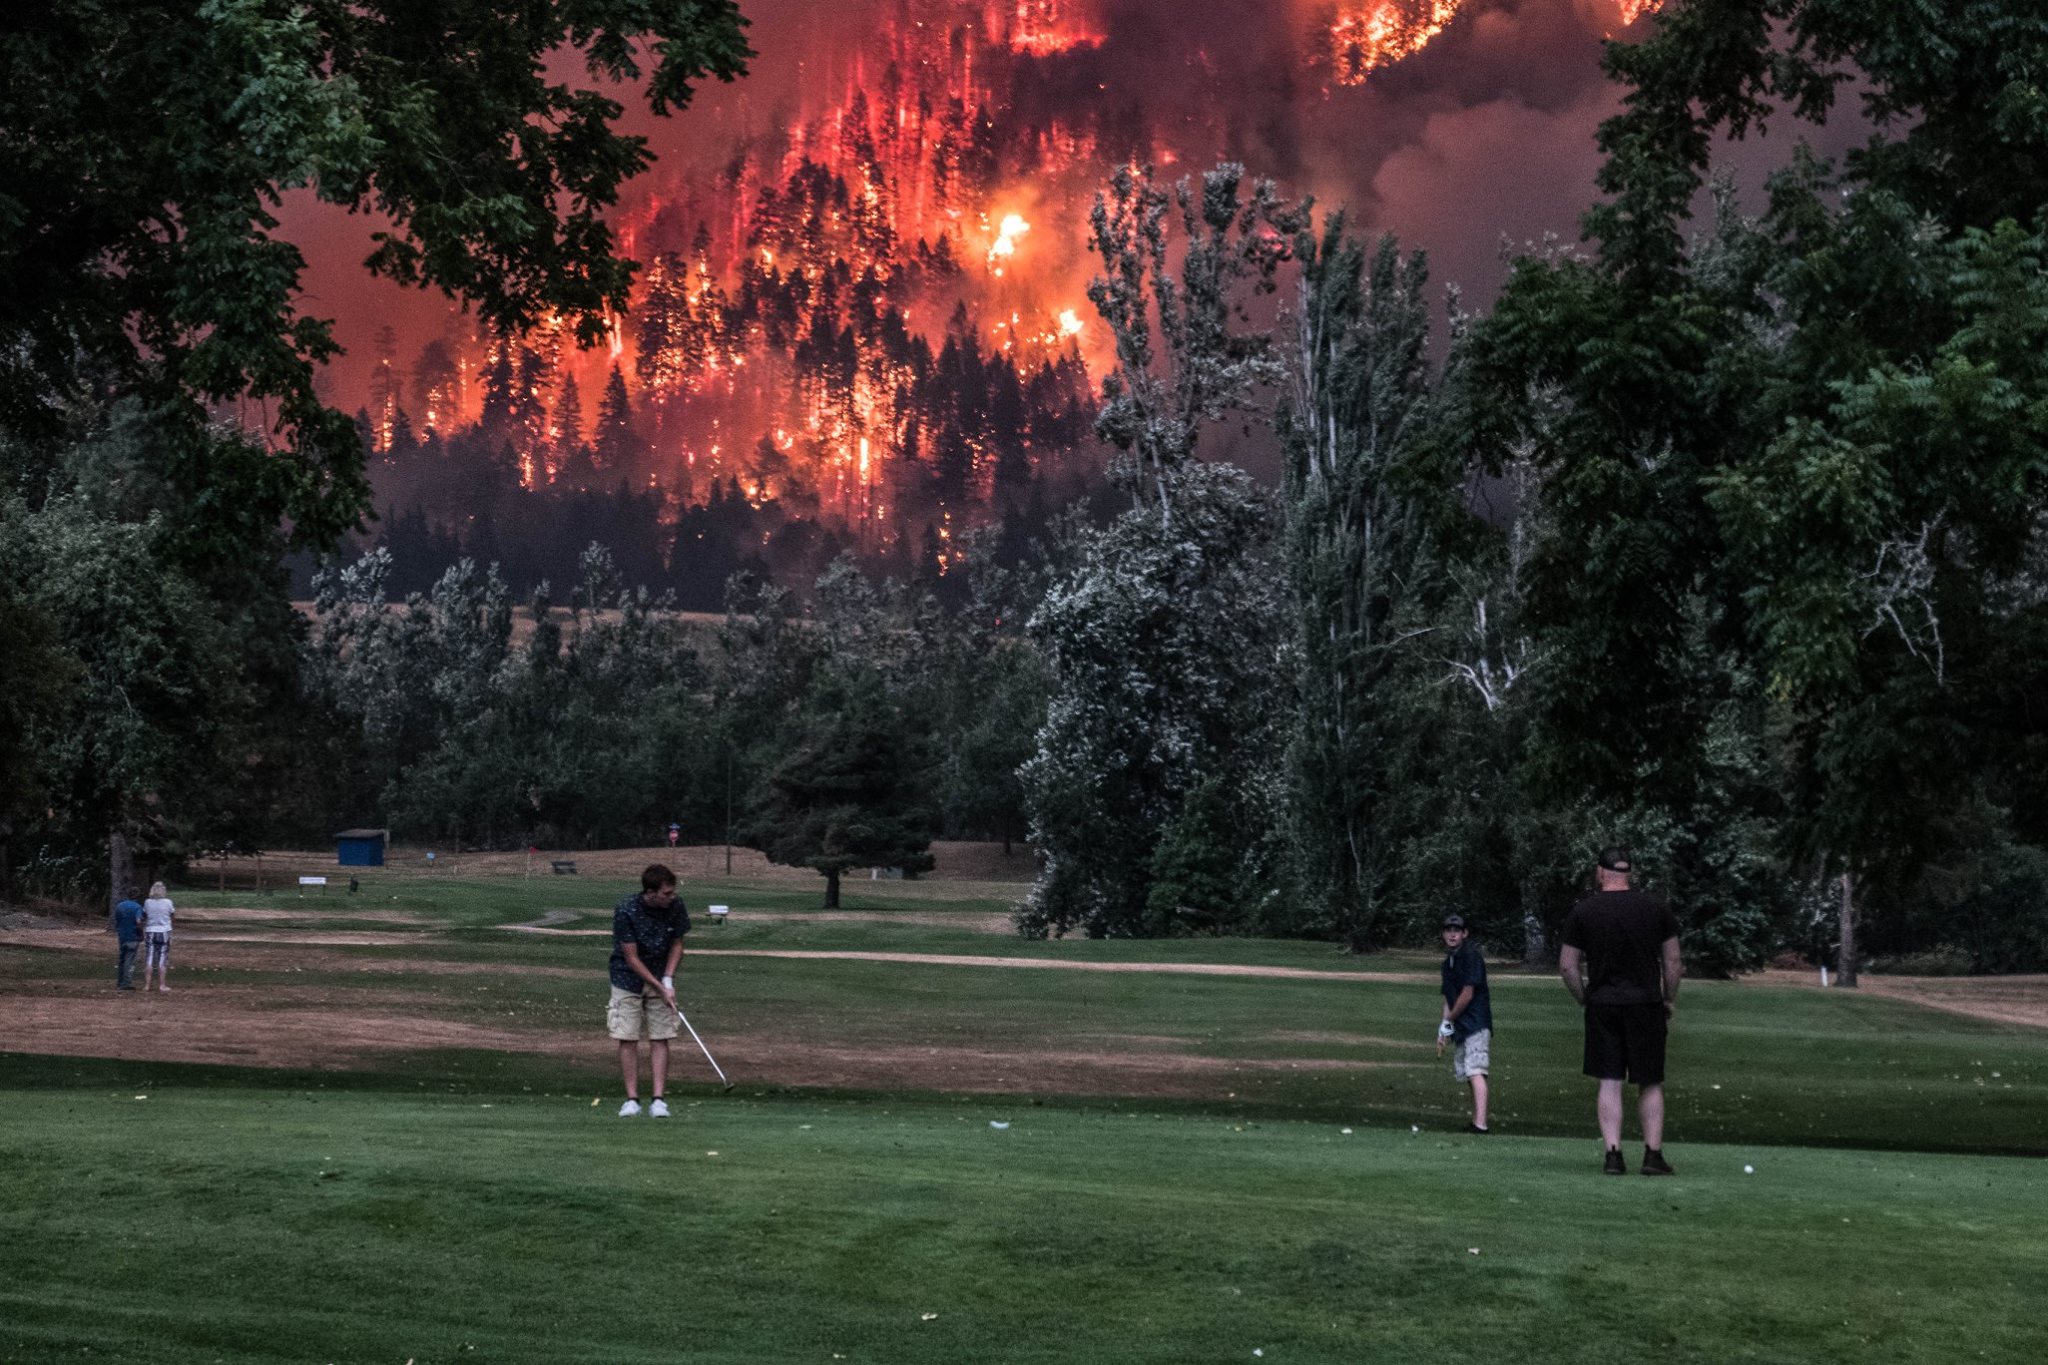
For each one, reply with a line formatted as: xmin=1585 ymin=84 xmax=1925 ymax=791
xmin=4 ymin=4 xmax=2046 ymax=977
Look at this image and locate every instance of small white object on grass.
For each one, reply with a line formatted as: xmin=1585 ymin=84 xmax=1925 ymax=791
xmin=990 ymin=1121 xmax=1010 ymax=1130
xmin=920 ymin=1312 xmax=939 ymax=1322
xmin=1744 ymin=1164 xmax=1755 ymax=1174
xmin=1341 ymin=1128 xmax=1352 ymax=1135
xmin=1468 ymin=1248 xmax=1480 ymax=1256
xmin=1410 ymin=1125 xmax=1420 ymax=1134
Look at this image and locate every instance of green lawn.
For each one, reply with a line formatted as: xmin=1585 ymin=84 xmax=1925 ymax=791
xmin=3 ymin=874 xmax=2045 ymax=1361
xmin=0 ymin=1071 xmax=2041 ymax=1365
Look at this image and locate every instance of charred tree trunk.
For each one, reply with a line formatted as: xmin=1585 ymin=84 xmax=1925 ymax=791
xmin=109 ymin=828 xmax=135 ymax=924
xmin=1837 ymin=869 xmax=1859 ymax=988
xmin=823 ymin=867 xmax=841 ymax=909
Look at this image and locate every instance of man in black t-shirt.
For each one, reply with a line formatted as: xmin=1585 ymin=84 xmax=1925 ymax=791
xmin=1558 ymin=847 xmax=1682 ymax=1176
xmin=1437 ymin=914 xmax=1493 ymax=1134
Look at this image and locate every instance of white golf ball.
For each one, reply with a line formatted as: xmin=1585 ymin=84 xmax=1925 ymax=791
xmin=1743 ymin=1164 xmax=1755 ymax=1174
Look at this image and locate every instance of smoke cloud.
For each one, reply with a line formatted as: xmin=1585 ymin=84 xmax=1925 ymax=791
xmin=282 ymin=0 xmax=1855 ymax=443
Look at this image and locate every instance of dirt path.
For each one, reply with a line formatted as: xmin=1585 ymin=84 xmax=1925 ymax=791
xmin=684 ymin=948 xmax=1443 ymax=982
xmin=1752 ymin=969 xmax=2048 ymax=1030
xmin=491 ymin=927 xmax=1436 ymax=981
xmin=6 ymin=925 xmax=2042 ymax=1100
xmin=503 ymin=909 xmax=1016 ymax=934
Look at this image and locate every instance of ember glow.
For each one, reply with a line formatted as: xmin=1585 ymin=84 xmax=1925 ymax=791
xmin=1321 ymin=2 xmax=1467 ymax=87
xmin=330 ymin=0 xmax=1676 ymax=571
xmin=1007 ymin=0 xmax=1104 ymax=55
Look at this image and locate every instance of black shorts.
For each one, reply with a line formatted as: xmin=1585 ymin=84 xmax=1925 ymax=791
xmin=1583 ymin=1001 xmax=1667 ymax=1086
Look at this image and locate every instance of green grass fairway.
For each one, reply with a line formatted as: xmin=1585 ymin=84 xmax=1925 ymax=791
xmin=2 ymin=1071 xmax=2043 ymax=1365
xmin=3 ymin=872 xmax=2046 ymax=1361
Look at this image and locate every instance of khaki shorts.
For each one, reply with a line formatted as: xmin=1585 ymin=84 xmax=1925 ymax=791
xmin=606 ymin=985 xmax=680 ymax=1042
xmin=1452 ymin=1028 xmax=1491 ymax=1080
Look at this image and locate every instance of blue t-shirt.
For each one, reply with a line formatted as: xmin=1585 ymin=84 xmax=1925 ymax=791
xmin=114 ymin=900 xmax=145 ymax=945
xmin=609 ymin=892 xmax=690 ymax=992
xmin=1441 ymin=941 xmax=1492 ymax=1041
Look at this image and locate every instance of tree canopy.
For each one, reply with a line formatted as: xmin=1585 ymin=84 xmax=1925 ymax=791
xmin=0 ymin=1 xmax=751 ymax=545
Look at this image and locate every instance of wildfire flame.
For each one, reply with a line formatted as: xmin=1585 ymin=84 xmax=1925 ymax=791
xmin=1007 ymin=0 xmax=1104 ymax=55
xmin=988 ymin=212 xmax=1031 ymax=273
xmin=1321 ymin=2 xmax=1664 ymax=86
xmin=361 ymin=0 xmax=1674 ymax=543
xmin=1323 ymin=1 xmax=1465 ymax=86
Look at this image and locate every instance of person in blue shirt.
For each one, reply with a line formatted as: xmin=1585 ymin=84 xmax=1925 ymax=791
xmin=1437 ymin=913 xmax=1493 ymax=1134
xmin=112 ymin=893 xmax=145 ymax=990
xmin=606 ymin=864 xmax=690 ymax=1117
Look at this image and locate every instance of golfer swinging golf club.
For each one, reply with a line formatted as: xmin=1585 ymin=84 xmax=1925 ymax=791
xmin=607 ymin=864 xmax=690 ymax=1117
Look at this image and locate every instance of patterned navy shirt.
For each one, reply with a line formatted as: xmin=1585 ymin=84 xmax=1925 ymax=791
xmin=609 ymin=891 xmax=691 ymax=992
xmin=1440 ymin=941 xmax=1492 ymax=1042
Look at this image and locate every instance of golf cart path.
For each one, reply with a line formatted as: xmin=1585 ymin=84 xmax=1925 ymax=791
xmin=492 ymin=929 xmax=1444 ymax=982
xmin=687 ymin=949 xmax=1447 ymax=982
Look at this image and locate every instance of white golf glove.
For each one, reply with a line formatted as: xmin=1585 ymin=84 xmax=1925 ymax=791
xmin=1437 ymin=1020 xmax=1455 ymax=1041
xmin=661 ymin=976 xmax=675 ymax=993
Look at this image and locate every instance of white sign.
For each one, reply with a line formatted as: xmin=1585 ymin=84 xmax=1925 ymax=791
xmin=707 ymin=905 xmax=729 ymax=920
xmin=298 ymin=876 xmax=327 ymax=887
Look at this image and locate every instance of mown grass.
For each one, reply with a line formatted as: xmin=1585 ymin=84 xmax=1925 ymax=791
xmin=5 ymin=874 xmax=2046 ymax=1362
xmin=28 ymin=876 xmax=2048 ymax=1154
xmin=0 ymin=1070 xmax=2041 ymax=1365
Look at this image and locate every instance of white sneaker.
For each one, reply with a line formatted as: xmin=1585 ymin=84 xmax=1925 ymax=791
xmin=618 ymin=1099 xmax=643 ymax=1117
xmin=649 ymin=1099 xmax=670 ymax=1118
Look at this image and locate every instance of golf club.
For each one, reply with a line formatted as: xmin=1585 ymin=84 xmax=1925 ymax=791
xmin=674 ymin=1002 xmax=735 ymax=1092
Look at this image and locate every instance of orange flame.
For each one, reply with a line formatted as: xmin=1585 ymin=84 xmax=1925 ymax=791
xmin=988 ymin=212 xmax=1031 ymax=274
xmin=1008 ymin=1 xmax=1104 ymax=56
xmin=1324 ymin=2 xmax=1465 ymax=86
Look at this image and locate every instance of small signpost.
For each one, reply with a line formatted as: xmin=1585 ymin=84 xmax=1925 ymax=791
xmin=298 ymin=875 xmax=328 ymax=897
xmin=708 ymin=904 xmax=729 ymax=927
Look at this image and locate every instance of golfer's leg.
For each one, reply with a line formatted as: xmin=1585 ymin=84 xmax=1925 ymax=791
xmin=1470 ymin=1074 xmax=1489 ymax=1128
xmin=1597 ymin=1079 xmax=1624 ymax=1148
xmin=618 ymin=1040 xmax=640 ymax=1100
xmin=650 ymin=1039 xmax=669 ymax=1099
xmin=1639 ymin=1083 xmax=1665 ymax=1150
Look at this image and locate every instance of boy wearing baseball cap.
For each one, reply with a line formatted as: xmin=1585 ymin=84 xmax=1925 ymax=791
xmin=1437 ymin=913 xmax=1493 ymax=1133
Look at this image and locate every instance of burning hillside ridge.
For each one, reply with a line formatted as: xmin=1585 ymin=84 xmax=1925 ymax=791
xmin=348 ymin=0 xmax=1669 ymax=575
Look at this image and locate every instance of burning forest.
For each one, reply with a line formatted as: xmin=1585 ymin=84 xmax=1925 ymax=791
xmin=331 ymin=0 xmax=1666 ymax=602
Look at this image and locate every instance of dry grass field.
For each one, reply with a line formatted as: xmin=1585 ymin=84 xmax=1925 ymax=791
xmin=198 ymin=839 xmax=1040 ymax=890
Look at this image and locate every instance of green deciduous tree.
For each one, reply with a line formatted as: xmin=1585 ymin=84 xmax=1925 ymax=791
xmin=740 ymin=670 xmax=938 ymax=908
xmin=1456 ymin=0 xmax=2048 ymax=981
xmin=1087 ymin=162 xmax=1309 ymax=519
xmin=1021 ymin=464 xmax=1290 ymax=937
xmin=0 ymin=0 xmax=751 ymax=544
xmin=1281 ymin=219 xmax=1443 ymax=949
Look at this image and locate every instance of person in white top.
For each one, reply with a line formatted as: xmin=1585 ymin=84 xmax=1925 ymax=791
xmin=141 ymin=880 xmax=175 ymax=992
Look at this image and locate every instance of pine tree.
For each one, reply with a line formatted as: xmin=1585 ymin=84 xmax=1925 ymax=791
xmin=592 ymin=365 xmax=636 ymax=472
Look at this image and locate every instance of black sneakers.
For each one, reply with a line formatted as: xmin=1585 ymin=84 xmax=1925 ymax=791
xmin=1465 ymin=1123 xmax=1491 ymax=1135
xmin=1641 ymin=1148 xmax=1676 ymax=1176
xmin=1602 ymin=1147 xmax=1626 ymax=1175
